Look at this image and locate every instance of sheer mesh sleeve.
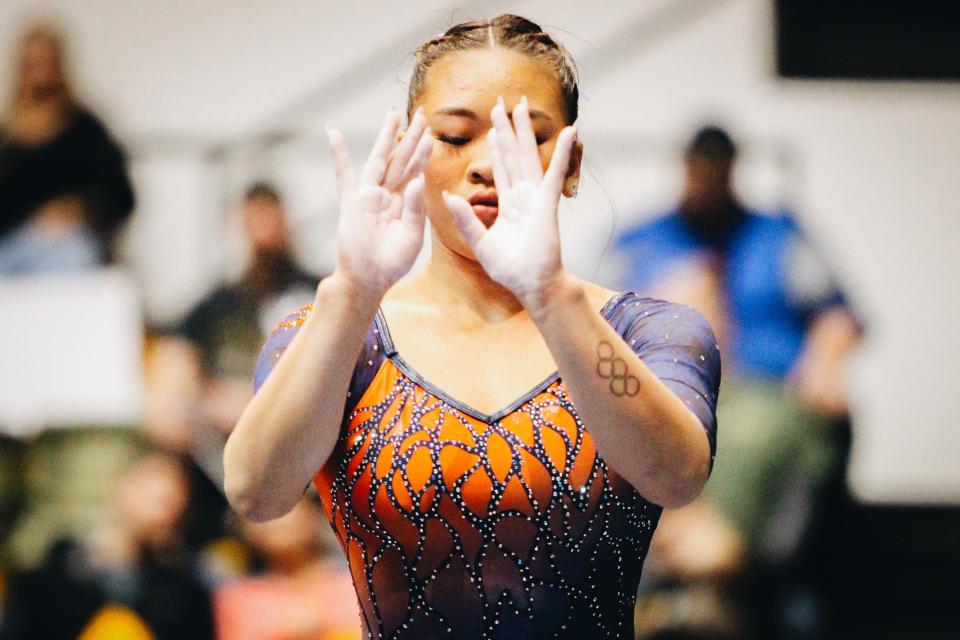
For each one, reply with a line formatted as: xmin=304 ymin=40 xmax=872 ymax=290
xmin=252 ymin=304 xmax=387 ymax=419
xmin=606 ymin=293 xmax=721 ymax=471
xmin=253 ymin=304 xmax=314 ymax=393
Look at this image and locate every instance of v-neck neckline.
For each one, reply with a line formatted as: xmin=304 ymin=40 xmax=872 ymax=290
xmin=373 ymin=290 xmax=627 ymax=423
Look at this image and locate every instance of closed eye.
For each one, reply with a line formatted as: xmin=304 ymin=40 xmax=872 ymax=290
xmin=438 ymin=133 xmax=548 ymax=146
xmin=437 ymin=134 xmax=470 ymax=146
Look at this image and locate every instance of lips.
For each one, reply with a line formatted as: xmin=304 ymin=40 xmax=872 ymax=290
xmin=468 ymin=190 xmax=498 ymax=226
xmin=468 ymin=190 xmax=499 ymax=207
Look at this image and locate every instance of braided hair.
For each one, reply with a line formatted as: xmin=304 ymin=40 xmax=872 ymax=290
xmin=407 ymin=14 xmax=579 ymax=124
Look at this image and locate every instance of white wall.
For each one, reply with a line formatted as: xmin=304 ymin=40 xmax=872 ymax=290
xmin=2 ymin=0 xmax=958 ymax=503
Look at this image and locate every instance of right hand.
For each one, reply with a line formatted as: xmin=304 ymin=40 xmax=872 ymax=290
xmin=327 ymin=107 xmax=433 ymax=300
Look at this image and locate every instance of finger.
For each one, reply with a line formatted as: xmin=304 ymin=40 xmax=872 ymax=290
xmin=490 ymin=97 xmax=523 ymax=183
xmin=385 ymin=192 xmax=404 ymax=222
xmin=443 ymin=191 xmax=488 ymax=248
xmin=360 ymin=108 xmax=401 ymax=185
xmin=326 ymin=126 xmax=355 ymax=195
xmin=512 ymin=96 xmax=543 ymax=182
xmin=487 ymin=129 xmax=511 ymax=192
xmin=543 ymin=125 xmax=577 ymax=197
xmin=383 ymin=107 xmax=427 ymax=190
xmin=394 ymin=127 xmax=434 ymax=188
xmin=399 ymin=173 xmax=426 ymax=234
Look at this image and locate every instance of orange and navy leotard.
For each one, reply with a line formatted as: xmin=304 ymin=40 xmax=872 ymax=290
xmin=253 ymin=292 xmax=720 ymax=640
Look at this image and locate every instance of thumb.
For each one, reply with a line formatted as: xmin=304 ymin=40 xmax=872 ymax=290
xmin=443 ymin=191 xmax=487 ymax=248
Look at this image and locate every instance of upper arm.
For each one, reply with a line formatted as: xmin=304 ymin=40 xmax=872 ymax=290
xmin=253 ymin=303 xmax=387 ymax=418
xmin=253 ymin=304 xmax=314 ymax=393
xmin=622 ymin=298 xmax=722 ymax=470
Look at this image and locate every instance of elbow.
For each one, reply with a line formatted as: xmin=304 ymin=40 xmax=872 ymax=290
xmin=655 ymin=478 xmax=706 ymax=509
xmin=223 ymin=473 xmax=268 ymax=522
xmin=654 ymin=416 xmax=713 ymax=509
xmin=223 ymin=474 xmax=291 ymax=523
xmin=223 ymin=445 xmax=292 ymax=523
xmin=648 ymin=453 xmax=711 ymax=509
xmin=223 ymin=489 xmax=260 ymax=522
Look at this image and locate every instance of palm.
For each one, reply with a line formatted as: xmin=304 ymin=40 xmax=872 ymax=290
xmin=328 ymin=108 xmax=433 ymax=296
xmin=336 ymin=186 xmax=418 ymax=287
xmin=467 ymin=183 xmax=560 ymax=299
xmin=444 ymin=98 xmax=577 ymax=304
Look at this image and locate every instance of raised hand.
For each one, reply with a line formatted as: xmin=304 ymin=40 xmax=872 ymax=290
xmin=327 ymin=107 xmax=433 ymax=299
xmin=442 ymin=97 xmax=577 ymax=309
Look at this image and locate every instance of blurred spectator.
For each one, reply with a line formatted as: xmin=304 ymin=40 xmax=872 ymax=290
xmin=146 ymin=182 xmax=318 ymax=454
xmin=0 ymin=22 xmax=134 ymax=274
xmin=2 ymin=452 xmax=214 ymax=639
xmin=88 ymin=451 xmax=215 ymax=639
xmin=143 ymin=182 xmax=318 ymax=548
xmin=0 ymin=538 xmax=107 ymax=639
xmin=215 ymin=500 xmax=360 ymax=640
xmin=616 ymin=125 xmax=861 ymax=637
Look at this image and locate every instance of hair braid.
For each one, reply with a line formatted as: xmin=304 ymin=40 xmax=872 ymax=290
xmin=408 ymin=14 xmax=579 ymax=124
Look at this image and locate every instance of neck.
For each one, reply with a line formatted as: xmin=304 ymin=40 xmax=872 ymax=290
xmin=678 ymin=194 xmax=743 ymax=242
xmin=414 ymin=231 xmax=523 ymax=323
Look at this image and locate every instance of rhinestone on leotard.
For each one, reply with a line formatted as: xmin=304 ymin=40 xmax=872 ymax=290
xmin=313 ymin=362 xmax=660 ymax=639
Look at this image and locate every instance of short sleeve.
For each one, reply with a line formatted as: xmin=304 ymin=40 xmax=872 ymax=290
xmin=253 ymin=305 xmax=313 ymax=393
xmin=608 ymin=294 xmax=721 ymax=471
xmin=781 ymin=224 xmax=846 ymax=316
xmin=252 ymin=304 xmax=388 ymax=419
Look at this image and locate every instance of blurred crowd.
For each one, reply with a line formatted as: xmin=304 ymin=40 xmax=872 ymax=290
xmin=0 ymin=20 xmax=862 ymax=640
xmin=0 ymin=23 xmax=355 ymax=640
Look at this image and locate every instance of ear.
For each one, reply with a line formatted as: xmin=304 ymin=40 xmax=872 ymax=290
xmin=562 ymin=139 xmax=583 ymax=198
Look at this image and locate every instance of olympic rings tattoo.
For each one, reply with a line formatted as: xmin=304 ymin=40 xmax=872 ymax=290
xmin=596 ymin=341 xmax=640 ymax=396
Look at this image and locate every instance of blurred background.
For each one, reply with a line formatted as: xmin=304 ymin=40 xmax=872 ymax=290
xmin=0 ymin=1 xmax=957 ymax=638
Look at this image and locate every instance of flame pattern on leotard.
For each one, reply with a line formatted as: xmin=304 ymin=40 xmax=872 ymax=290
xmin=254 ymin=293 xmax=720 ymax=640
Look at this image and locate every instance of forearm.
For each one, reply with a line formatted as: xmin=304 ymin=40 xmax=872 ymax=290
xmin=789 ymin=305 xmax=861 ymax=416
xmin=526 ymin=274 xmax=712 ymax=508
xmin=223 ymin=274 xmax=379 ymax=521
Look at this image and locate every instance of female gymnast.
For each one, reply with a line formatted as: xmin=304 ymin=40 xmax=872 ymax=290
xmin=224 ymin=14 xmax=720 ymax=640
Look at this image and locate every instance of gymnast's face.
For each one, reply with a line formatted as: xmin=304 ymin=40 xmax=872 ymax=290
xmin=411 ymin=47 xmax=581 ymax=258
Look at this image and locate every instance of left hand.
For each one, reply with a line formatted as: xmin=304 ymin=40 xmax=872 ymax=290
xmin=443 ymin=96 xmax=577 ymax=310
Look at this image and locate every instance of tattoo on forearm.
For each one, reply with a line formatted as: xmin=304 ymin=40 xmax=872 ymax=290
xmin=596 ymin=341 xmax=640 ymax=396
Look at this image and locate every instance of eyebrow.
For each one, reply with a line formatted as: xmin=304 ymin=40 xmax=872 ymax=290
xmin=434 ymin=106 xmax=554 ymax=122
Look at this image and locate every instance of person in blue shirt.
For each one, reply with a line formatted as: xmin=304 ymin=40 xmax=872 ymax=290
xmin=617 ymin=126 xmax=853 ymax=384
xmin=616 ymin=126 xmax=861 ymax=633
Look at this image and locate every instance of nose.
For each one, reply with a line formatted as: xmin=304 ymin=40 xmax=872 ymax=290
xmin=465 ymin=135 xmax=494 ymax=186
